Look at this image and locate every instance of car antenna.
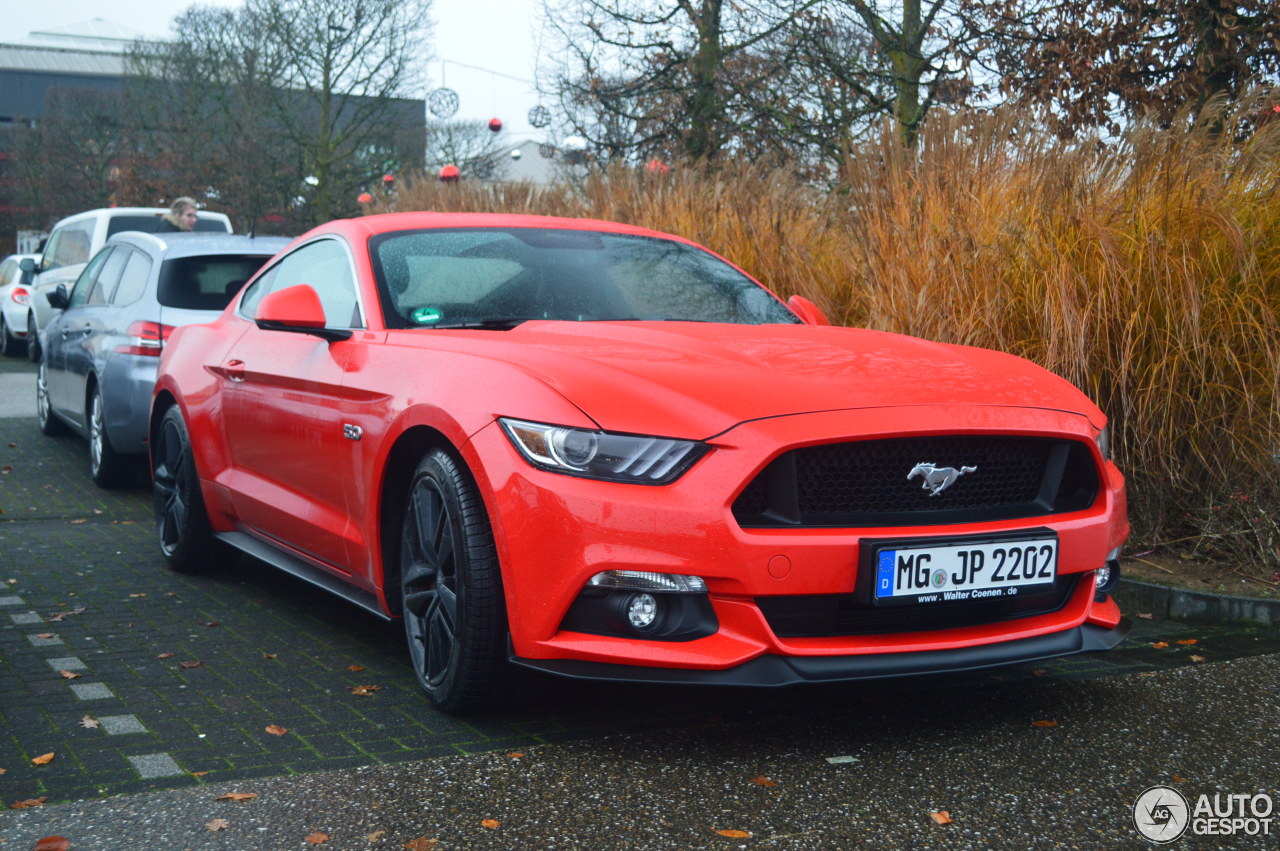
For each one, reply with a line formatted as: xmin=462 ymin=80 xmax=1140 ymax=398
xmin=247 ymin=218 xmax=257 ymax=240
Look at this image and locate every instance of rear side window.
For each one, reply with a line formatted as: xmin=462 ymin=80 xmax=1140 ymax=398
xmin=87 ymin=248 xmax=130 ymax=305
xmin=157 ymin=255 xmax=274 ymax=310
xmin=111 ymin=251 xmax=155 ymax=306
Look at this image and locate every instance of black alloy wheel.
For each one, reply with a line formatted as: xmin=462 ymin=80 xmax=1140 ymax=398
xmin=26 ymin=312 xmax=40 ymax=363
xmin=0 ymin=315 xmax=25 ymax=358
xmin=152 ymin=405 xmax=215 ymax=573
xmin=399 ymin=449 xmax=507 ymax=713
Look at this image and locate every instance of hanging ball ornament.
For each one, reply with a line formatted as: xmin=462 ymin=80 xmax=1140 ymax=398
xmin=528 ymin=105 xmax=552 ymax=128
xmin=439 ymin=164 xmax=461 ymax=182
xmin=382 ymin=173 xmax=395 ymax=186
xmin=645 ymin=158 xmax=670 ymax=174
xmin=488 ymin=117 xmax=503 ymax=133
xmin=428 ymin=87 xmax=460 ymax=119
xmin=511 ymin=149 xmax=523 ymax=160
xmin=357 ymin=192 xmax=374 ymax=204
xmin=538 ymin=143 xmax=556 ymax=159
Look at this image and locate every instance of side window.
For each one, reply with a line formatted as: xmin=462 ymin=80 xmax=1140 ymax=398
xmin=238 ymin=264 xmax=280 ymax=319
xmin=86 ymin=248 xmax=130 ymax=305
xmin=45 ymin=220 xmax=95 ymax=271
xmin=67 ymin=249 xmax=114 ymax=308
xmin=111 ymin=250 xmax=154 ymax=306
xmin=243 ymin=239 xmax=363 ymax=328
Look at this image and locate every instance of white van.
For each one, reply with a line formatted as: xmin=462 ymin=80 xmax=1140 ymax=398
xmin=24 ymin=207 xmax=233 ymax=361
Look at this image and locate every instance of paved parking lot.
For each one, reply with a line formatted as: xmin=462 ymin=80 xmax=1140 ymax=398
xmin=3 ymin=356 xmax=1279 ymax=814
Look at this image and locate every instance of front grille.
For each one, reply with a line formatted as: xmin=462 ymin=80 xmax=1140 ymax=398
xmin=756 ymin=574 xmax=1081 ymax=637
xmin=733 ymin=436 xmax=1099 ymax=527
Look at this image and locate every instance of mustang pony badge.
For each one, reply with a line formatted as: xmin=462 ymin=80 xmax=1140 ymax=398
xmin=908 ymin=462 xmax=977 ymax=496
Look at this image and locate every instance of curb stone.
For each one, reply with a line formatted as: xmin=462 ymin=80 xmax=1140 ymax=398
xmin=1116 ymin=577 xmax=1280 ymax=627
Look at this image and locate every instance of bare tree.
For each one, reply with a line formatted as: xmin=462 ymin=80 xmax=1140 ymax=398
xmin=426 ymin=121 xmax=507 ymax=177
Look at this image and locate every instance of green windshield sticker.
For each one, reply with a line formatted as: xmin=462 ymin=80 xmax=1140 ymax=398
xmin=411 ymin=307 xmax=443 ymax=325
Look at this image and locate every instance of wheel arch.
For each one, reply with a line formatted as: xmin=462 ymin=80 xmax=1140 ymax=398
xmin=378 ymin=425 xmax=458 ymax=616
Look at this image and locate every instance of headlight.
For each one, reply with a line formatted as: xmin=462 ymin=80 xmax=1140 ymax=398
xmin=1095 ymin=425 xmax=1111 ymax=461
xmin=499 ymin=418 xmax=707 ymax=484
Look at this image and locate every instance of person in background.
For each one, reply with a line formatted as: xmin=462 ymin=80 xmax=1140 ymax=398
xmin=158 ymin=197 xmax=199 ymax=232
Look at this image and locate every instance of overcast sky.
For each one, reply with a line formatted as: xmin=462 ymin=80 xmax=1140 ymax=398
xmin=0 ymin=0 xmax=548 ymax=138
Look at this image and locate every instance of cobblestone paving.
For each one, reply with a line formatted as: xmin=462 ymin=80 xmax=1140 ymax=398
xmin=3 ymin=363 xmax=1279 ymax=808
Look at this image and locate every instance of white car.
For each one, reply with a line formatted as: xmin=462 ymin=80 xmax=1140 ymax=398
xmin=0 ymin=253 xmax=39 ymax=357
xmin=26 ymin=207 xmax=232 ymax=361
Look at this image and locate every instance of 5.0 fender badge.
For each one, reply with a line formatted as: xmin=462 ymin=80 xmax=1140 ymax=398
xmin=907 ymin=462 xmax=976 ymax=496
xmin=343 ymin=424 xmax=363 ymax=441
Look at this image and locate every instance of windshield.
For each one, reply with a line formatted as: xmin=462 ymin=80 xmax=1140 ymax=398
xmin=369 ymin=228 xmax=799 ymax=328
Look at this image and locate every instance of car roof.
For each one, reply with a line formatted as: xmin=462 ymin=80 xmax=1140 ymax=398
xmin=105 ymin=231 xmax=292 ymax=259
xmin=51 ymin=207 xmax=234 ymax=228
xmin=0 ymin=253 xmax=40 ymax=264
xmin=314 ymin=212 xmax=693 ymax=244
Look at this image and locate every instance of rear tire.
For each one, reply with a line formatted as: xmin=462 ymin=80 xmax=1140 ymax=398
xmin=399 ymin=449 xmax=508 ymax=713
xmin=36 ymin=360 xmax=68 ymax=436
xmin=152 ymin=405 xmax=216 ymax=573
xmin=88 ymin=387 xmax=131 ymax=488
xmin=0 ymin=315 xmax=25 ymax=358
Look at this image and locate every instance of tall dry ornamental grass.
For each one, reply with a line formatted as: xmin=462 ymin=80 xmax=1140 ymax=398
xmin=375 ymin=105 xmax=1280 ymax=569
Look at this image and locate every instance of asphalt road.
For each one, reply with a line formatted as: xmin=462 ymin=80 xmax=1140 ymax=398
xmin=1 ymin=356 xmax=1278 ymax=849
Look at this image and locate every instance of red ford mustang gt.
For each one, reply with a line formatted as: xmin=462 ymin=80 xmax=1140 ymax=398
xmin=150 ymin=212 xmax=1130 ymax=713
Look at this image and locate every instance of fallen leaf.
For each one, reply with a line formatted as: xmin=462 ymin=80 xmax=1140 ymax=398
xmin=1031 ymin=720 xmax=1059 ymax=727
xmin=207 ymin=818 xmax=230 ymax=831
xmin=204 ymin=621 xmax=221 ymax=628
xmin=80 ymin=715 xmax=100 ymax=729
xmin=1176 ymin=639 xmax=1198 ymax=646
xmin=263 ymin=653 xmax=278 ymax=660
xmin=157 ymin=652 xmax=175 ymax=659
xmin=931 ymin=810 xmax=953 ymax=825
xmin=1152 ymin=641 xmax=1169 ymax=649
xmin=482 ymin=818 xmax=500 ymax=829
xmin=5 ymin=578 xmax=15 ymax=584
xmin=0 ymin=767 xmax=6 ymax=774
xmin=1031 ymin=669 xmax=1047 ymax=677
xmin=349 ymin=685 xmax=381 ymax=696
xmin=715 ymin=828 xmax=751 ymax=838
xmin=10 ymin=797 xmax=47 ymax=809
xmin=128 ymin=592 xmax=147 ymax=597
xmin=305 ymin=831 xmax=330 ymax=844
xmin=191 ymin=771 xmax=209 ymax=777
xmin=507 ymin=752 xmax=524 ymax=759
xmin=60 ymin=670 xmax=81 ymax=680
xmin=402 ymin=839 xmax=439 ymax=850
xmin=1190 ymin=654 xmax=1206 ymax=663
xmin=1136 ymin=612 xmax=1154 ymax=620
xmin=1172 ymin=774 xmax=1185 ymax=783
xmin=216 ymin=792 xmax=258 ymax=802
xmin=33 ymin=836 xmax=71 ymax=851
xmin=179 ymin=660 xmax=204 ymax=670
xmin=32 ymin=752 xmax=55 ymax=765
xmin=69 ymin=518 xmax=87 ymax=525
xmin=35 ymin=633 xmax=54 ymax=640
xmin=752 ymin=775 xmax=778 ymax=787
xmin=348 ymin=664 xmax=366 ymax=672
xmin=165 ymin=592 xmax=178 ymax=597
xmin=1138 ymin=672 xmax=1157 ymax=678
xmin=366 ymin=830 xmax=386 ymax=841
xmin=265 ymin=724 xmax=289 ymax=736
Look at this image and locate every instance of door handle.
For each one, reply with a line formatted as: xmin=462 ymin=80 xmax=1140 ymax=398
xmin=225 ymin=359 xmax=246 ymax=382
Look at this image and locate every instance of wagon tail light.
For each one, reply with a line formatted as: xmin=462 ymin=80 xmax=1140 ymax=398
xmin=10 ymin=287 xmax=29 ymax=306
xmin=115 ymin=321 xmax=175 ymax=356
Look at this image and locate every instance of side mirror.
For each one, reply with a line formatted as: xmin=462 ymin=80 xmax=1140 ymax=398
xmin=46 ymin=284 xmax=70 ymax=311
xmin=254 ymin=284 xmax=351 ymax=342
xmin=18 ymin=258 xmax=35 ymax=274
xmin=787 ymin=294 xmax=830 ymax=326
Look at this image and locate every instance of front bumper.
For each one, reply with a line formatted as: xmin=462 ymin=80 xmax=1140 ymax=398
xmin=513 ymin=619 xmax=1132 ymax=686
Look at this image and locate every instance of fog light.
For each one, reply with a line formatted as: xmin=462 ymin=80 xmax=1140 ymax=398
xmin=1094 ymin=550 xmax=1121 ymax=599
xmin=627 ymin=593 xmax=659 ymax=630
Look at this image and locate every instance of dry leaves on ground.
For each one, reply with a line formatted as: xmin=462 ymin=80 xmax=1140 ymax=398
xmin=752 ymin=775 xmax=778 ymax=787
xmin=216 ymin=792 xmax=258 ymax=802
xmin=715 ymin=828 xmax=752 ymax=838
xmin=207 ymin=818 xmax=230 ymax=831
xmin=33 ymin=837 xmax=71 ymax=851
xmin=403 ymin=839 xmax=440 ymax=850
xmin=179 ymin=660 xmax=204 ymax=670
xmin=59 ymin=670 xmax=81 ymax=679
xmin=11 ymin=797 xmax=47 ymax=809
xmin=1032 ymin=720 xmax=1059 ymax=727
xmin=80 ymin=715 xmax=100 ymax=729
xmin=305 ymin=831 xmax=329 ymax=844
xmin=349 ymin=685 xmax=381 ymax=696
xmin=265 ymin=724 xmax=289 ymax=736
xmin=32 ymin=752 xmax=55 ymax=765
xmin=931 ymin=811 xmax=953 ymax=825
xmin=482 ymin=819 xmax=500 ymax=829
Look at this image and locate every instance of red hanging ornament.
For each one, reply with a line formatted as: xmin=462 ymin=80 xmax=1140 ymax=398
xmin=382 ymin=173 xmax=395 ymax=186
xmin=645 ymin=158 xmax=670 ymax=174
xmin=357 ymin=192 xmax=374 ymax=204
xmin=488 ymin=117 xmax=503 ymax=133
xmin=439 ymin=164 xmax=461 ymax=182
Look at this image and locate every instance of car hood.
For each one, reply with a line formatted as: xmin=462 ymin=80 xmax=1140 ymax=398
xmin=404 ymin=321 xmax=1103 ymax=438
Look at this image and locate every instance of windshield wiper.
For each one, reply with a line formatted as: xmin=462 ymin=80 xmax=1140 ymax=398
xmin=428 ymin=317 xmax=535 ymax=330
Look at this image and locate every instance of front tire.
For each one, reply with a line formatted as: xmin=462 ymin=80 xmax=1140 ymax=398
xmin=400 ymin=449 xmax=507 ymax=713
xmin=36 ymin=360 xmax=67 ymax=436
xmin=26 ymin=312 xmax=40 ymax=363
xmin=88 ymin=387 xmax=131 ymax=488
xmin=152 ymin=405 xmax=216 ymax=573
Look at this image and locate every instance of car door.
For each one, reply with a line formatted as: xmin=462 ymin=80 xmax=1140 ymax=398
xmin=221 ymin=238 xmax=371 ymax=572
xmin=57 ymin=247 xmax=130 ymax=423
xmin=44 ymin=248 xmax=121 ymax=421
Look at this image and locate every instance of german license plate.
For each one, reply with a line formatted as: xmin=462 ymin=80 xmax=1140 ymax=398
xmin=873 ymin=535 xmax=1057 ymax=605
